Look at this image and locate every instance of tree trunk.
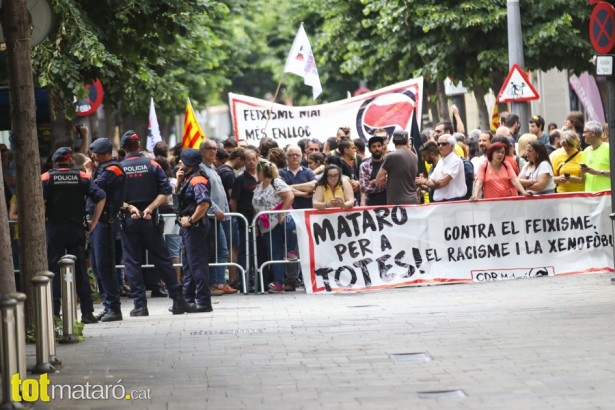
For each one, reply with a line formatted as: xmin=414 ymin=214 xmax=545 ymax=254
xmin=436 ymin=80 xmax=450 ymax=122
xmin=473 ymin=83 xmax=490 ymax=131
xmin=0 ymin=163 xmax=16 ymax=294
xmin=1 ymin=0 xmax=49 ymax=329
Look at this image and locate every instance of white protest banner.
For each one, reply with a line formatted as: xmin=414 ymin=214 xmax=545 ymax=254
xmin=290 ymin=192 xmax=614 ymax=294
xmin=229 ymin=78 xmax=423 ymax=146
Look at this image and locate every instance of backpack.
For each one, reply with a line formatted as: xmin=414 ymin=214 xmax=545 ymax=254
xmin=461 ymin=158 xmax=474 ymax=200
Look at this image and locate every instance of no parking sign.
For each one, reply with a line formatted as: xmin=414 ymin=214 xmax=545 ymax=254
xmin=590 ymin=1 xmax=615 ymax=54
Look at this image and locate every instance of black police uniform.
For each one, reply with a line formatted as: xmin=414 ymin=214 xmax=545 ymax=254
xmin=89 ymin=157 xmax=126 ymax=321
xmin=120 ymin=152 xmax=188 ymax=315
xmin=177 ymin=158 xmax=213 ymax=311
xmin=42 ymin=155 xmax=106 ymax=322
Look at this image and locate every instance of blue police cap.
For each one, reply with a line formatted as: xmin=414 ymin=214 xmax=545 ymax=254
xmin=120 ymin=130 xmax=140 ymax=148
xmin=89 ymin=138 xmax=113 ymax=154
xmin=52 ymin=147 xmax=72 ymax=163
xmin=180 ymin=148 xmax=202 ymax=167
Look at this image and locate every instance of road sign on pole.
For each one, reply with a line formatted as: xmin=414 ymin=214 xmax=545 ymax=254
xmin=590 ymin=2 xmax=615 ymax=54
xmin=496 ymin=64 xmax=540 ymax=103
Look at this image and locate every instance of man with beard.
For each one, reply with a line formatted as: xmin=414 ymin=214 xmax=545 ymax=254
xmin=359 ymin=131 xmax=388 ymax=206
xmin=471 ymin=130 xmax=493 ymax=172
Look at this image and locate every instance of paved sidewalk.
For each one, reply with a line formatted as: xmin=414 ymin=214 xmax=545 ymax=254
xmin=11 ymin=272 xmax=615 ymax=409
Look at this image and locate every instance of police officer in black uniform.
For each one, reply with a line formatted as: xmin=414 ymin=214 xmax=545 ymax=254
xmin=176 ymin=148 xmax=213 ymax=312
xmin=119 ymin=130 xmax=194 ymax=316
xmin=42 ymin=147 xmax=106 ymax=324
xmin=89 ymin=138 xmax=126 ymax=322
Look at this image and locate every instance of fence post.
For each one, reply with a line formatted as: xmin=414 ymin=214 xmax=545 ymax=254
xmin=58 ymin=258 xmax=78 ymax=344
xmin=30 ymin=275 xmax=56 ymax=375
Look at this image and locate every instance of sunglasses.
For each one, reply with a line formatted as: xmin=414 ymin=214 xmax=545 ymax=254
xmin=437 ymin=142 xmax=449 ymax=147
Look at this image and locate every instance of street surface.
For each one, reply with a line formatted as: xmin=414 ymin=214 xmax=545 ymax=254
xmin=18 ymin=272 xmax=615 ymax=409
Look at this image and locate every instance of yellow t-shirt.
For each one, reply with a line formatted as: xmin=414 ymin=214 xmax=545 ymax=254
xmin=551 ymin=149 xmax=584 ymax=193
xmin=323 ymin=185 xmax=345 ymax=203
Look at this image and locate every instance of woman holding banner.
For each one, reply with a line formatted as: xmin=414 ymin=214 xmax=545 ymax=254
xmin=312 ymin=164 xmax=355 ymax=210
xmin=252 ymin=162 xmax=297 ymax=294
xmin=470 ymin=142 xmax=530 ymax=201
xmin=518 ymin=141 xmax=556 ymax=195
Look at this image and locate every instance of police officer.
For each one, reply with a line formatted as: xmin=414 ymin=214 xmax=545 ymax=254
xmin=89 ymin=138 xmax=126 ymax=322
xmin=42 ymin=147 xmax=106 ymax=324
xmin=119 ymin=130 xmax=194 ymax=316
xmin=176 ymin=148 xmax=213 ymax=312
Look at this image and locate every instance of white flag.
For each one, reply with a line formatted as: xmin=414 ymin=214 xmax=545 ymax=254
xmin=147 ymin=97 xmax=162 ymax=152
xmin=284 ymin=24 xmax=322 ymax=100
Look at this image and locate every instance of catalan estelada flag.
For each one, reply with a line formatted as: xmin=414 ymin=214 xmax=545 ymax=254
xmin=182 ymin=98 xmax=205 ymax=149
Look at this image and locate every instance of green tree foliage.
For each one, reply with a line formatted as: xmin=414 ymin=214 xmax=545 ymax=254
xmin=306 ymin=0 xmax=593 ymax=125
xmin=32 ymin=0 xmax=236 ymax=122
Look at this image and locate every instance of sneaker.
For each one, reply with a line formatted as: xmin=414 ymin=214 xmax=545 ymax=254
xmin=129 ymin=307 xmax=149 ymax=317
xmin=286 ymin=250 xmax=299 ymax=261
xmin=81 ymin=313 xmax=98 ymax=324
xmin=222 ymin=284 xmax=238 ymax=294
xmin=100 ymin=311 xmax=123 ymax=322
xmin=210 ymin=287 xmax=224 ymax=296
xmin=268 ymin=283 xmax=285 ymax=294
xmin=284 ymin=282 xmax=296 ymax=292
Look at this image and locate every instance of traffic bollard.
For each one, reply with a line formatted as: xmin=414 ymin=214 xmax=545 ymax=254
xmin=58 ymin=258 xmax=78 ymax=344
xmin=7 ymin=293 xmax=27 ymax=384
xmin=37 ymin=271 xmax=61 ymax=367
xmin=0 ymin=297 xmax=27 ymax=410
xmin=30 ymin=275 xmax=56 ymax=375
xmin=62 ymin=254 xmax=78 ymax=320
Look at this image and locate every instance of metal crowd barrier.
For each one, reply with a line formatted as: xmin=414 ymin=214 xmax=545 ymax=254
xmin=252 ymin=209 xmax=301 ymax=294
xmin=113 ymin=213 xmax=249 ymax=294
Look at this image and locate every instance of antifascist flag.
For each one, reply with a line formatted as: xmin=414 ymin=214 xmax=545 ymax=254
xmin=182 ymin=98 xmax=205 ymax=149
xmin=284 ymin=23 xmax=322 ymax=100
xmin=147 ymin=98 xmax=162 ymax=152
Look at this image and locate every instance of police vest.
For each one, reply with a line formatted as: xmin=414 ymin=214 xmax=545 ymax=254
xmin=121 ymin=156 xmax=161 ymax=208
xmin=177 ymin=170 xmax=210 ymax=217
xmin=44 ymin=168 xmax=87 ymax=225
xmin=94 ymin=160 xmax=126 ymax=209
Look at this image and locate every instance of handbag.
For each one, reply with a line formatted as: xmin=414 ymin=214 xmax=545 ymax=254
xmin=258 ymin=201 xmax=292 ymax=232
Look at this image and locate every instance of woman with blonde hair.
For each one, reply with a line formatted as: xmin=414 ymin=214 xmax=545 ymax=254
xmin=252 ymin=162 xmax=296 ymax=294
xmin=552 ymin=130 xmax=584 ymax=193
xmin=517 ymin=133 xmax=537 ymax=162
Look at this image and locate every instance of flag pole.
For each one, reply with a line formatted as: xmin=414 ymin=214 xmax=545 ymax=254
xmin=262 ymin=72 xmax=287 ymax=137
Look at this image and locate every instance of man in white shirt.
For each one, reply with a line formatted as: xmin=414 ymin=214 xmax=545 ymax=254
xmin=415 ymin=134 xmax=466 ymax=202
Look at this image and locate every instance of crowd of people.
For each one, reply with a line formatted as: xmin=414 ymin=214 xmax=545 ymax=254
xmin=3 ymin=108 xmax=612 ymax=323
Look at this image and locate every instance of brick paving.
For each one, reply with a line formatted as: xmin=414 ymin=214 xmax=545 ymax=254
xmin=8 ymin=272 xmax=615 ymax=409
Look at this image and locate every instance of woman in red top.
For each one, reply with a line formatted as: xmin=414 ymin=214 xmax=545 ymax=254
xmin=470 ymin=142 xmax=530 ymax=201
